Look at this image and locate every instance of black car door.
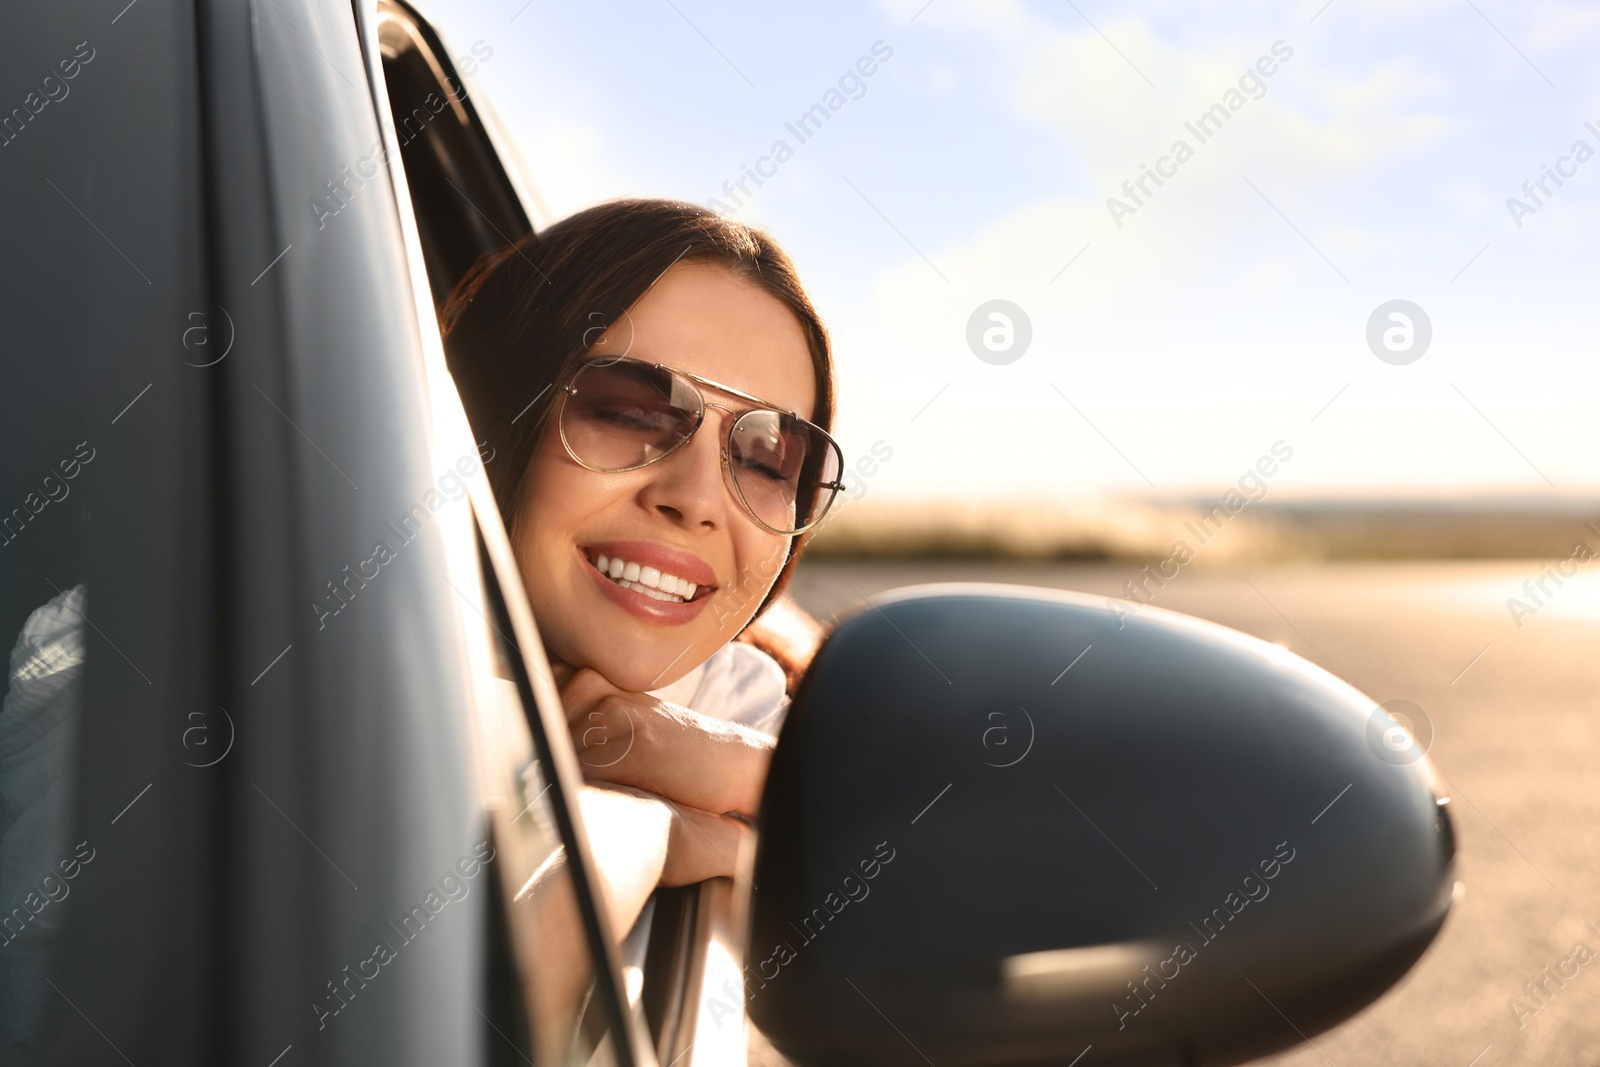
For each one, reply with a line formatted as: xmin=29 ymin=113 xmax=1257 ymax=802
xmin=0 ymin=1 xmax=651 ymax=1064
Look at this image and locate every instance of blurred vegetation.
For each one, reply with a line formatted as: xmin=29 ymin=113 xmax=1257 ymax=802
xmin=804 ymin=495 xmax=1600 ymax=562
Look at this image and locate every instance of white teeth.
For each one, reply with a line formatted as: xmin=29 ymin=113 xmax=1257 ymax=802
xmin=618 ymin=578 xmax=681 ymax=602
xmin=590 ymin=551 xmax=703 ymax=604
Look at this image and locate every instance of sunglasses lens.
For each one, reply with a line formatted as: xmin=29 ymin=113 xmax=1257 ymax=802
xmin=561 ymin=360 xmax=700 ymax=469
xmin=728 ymin=410 xmax=842 ymax=534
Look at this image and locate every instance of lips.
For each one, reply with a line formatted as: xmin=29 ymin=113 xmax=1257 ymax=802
xmin=578 ymin=540 xmax=718 ymax=626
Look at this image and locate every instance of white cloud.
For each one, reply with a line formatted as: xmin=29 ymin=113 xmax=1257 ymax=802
xmin=1524 ymin=2 xmax=1600 ymax=52
xmin=830 ymin=0 xmax=1600 ymax=495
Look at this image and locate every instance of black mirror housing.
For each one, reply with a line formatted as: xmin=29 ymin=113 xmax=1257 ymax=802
xmin=748 ymin=584 xmax=1455 ymax=1067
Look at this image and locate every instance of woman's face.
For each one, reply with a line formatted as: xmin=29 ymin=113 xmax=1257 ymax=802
xmin=512 ymin=260 xmax=817 ymax=692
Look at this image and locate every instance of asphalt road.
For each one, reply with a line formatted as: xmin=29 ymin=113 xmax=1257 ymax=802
xmin=783 ymin=558 xmax=1600 ymax=1067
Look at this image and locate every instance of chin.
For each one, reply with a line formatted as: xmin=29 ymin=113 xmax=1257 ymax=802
xmin=580 ymin=633 xmax=705 ymax=693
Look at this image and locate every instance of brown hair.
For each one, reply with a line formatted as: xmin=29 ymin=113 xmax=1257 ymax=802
xmin=440 ymin=197 xmax=835 ymax=636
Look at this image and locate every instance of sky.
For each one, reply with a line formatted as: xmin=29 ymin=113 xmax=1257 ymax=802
xmin=417 ymin=0 xmax=1600 ymax=504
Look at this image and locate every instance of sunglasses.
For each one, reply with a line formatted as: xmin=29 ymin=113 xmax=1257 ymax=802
xmin=555 ymin=356 xmax=845 ymax=536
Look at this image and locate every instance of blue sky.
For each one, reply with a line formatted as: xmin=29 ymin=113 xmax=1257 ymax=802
xmin=420 ymin=0 xmax=1600 ymax=503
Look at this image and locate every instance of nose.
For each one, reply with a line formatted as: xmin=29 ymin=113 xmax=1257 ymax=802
xmin=637 ymin=407 xmax=732 ymax=530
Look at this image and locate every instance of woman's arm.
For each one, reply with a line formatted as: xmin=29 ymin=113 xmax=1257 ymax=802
xmin=514 ymin=783 xmax=753 ymax=1058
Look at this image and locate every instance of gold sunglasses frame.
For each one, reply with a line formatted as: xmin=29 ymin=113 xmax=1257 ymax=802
xmin=555 ymin=356 xmax=845 ymax=536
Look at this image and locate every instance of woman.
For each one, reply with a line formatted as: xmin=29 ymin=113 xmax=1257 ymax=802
xmin=441 ymin=198 xmax=842 ymax=1045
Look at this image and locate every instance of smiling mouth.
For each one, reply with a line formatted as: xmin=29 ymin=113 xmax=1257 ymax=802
xmin=584 ymin=549 xmax=713 ymax=605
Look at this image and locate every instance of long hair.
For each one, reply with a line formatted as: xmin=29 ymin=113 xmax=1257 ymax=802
xmin=441 ymin=197 xmax=836 ymax=636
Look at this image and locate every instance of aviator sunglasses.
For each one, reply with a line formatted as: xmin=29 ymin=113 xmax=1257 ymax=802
xmin=555 ymin=356 xmax=845 ymax=536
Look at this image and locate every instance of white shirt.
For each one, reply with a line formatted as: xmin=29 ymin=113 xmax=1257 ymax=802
xmin=646 ymin=640 xmax=791 ymax=739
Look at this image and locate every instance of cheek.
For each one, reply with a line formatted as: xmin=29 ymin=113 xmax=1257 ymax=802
xmin=725 ymin=530 xmax=791 ymax=613
xmin=514 ymin=437 xmax=594 ymax=579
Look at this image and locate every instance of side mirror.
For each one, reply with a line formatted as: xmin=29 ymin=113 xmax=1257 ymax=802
xmin=748 ymin=584 xmax=1455 ymax=1067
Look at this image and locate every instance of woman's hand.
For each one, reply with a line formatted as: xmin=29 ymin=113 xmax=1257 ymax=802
xmin=554 ymin=665 xmax=775 ymax=821
xmin=593 ymin=783 xmax=755 ymax=887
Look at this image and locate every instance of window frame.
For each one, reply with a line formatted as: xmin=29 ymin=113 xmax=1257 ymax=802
xmin=351 ymin=3 xmax=723 ymax=1063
